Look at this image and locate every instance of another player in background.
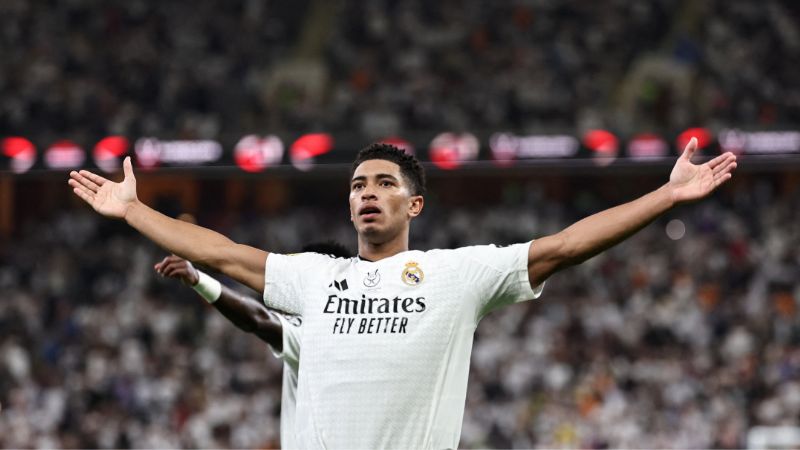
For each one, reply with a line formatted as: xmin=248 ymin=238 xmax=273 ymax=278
xmin=153 ymin=242 xmax=353 ymax=450
xmin=69 ymin=138 xmax=737 ymax=449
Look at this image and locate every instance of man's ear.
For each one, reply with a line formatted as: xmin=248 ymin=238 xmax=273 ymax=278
xmin=408 ymin=195 xmax=424 ymax=218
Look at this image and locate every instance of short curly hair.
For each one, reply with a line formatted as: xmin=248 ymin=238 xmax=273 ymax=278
xmin=351 ymin=143 xmax=427 ymax=196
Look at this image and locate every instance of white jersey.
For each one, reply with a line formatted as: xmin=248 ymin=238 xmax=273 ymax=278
xmin=269 ymin=314 xmax=302 ymax=450
xmin=264 ymin=242 xmax=543 ymax=449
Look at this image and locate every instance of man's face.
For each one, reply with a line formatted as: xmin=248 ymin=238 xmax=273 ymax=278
xmin=349 ymin=159 xmax=423 ymax=242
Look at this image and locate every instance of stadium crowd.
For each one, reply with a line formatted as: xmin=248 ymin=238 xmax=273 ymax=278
xmin=1 ymin=0 xmax=799 ymax=140
xmin=1 ymin=176 xmax=798 ymax=448
xmin=2 ymin=0 xmax=800 ymax=447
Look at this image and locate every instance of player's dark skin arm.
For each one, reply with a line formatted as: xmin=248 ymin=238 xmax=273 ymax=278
xmin=528 ymin=138 xmax=738 ymax=287
xmin=155 ymin=255 xmax=283 ymax=351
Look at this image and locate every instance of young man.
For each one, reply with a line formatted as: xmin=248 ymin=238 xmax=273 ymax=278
xmin=153 ymin=242 xmax=352 ymax=449
xmin=69 ymin=139 xmax=737 ymax=448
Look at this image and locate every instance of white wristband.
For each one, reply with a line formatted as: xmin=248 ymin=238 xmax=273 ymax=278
xmin=192 ymin=271 xmax=222 ymax=304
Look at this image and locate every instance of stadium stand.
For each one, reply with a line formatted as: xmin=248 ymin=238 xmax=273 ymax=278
xmin=2 ymin=0 xmax=800 ymax=447
xmin=2 ymin=0 xmax=798 ymax=139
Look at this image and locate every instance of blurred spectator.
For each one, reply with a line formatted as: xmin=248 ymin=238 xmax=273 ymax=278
xmin=2 ymin=0 xmax=800 ymax=447
xmin=2 ymin=0 xmax=799 ymax=140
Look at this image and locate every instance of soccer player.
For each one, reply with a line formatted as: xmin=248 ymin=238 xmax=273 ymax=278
xmin=153 ymin=241 xmax=352 ymax=449
xmin=69 ymin=138 xmax=737 ymax=448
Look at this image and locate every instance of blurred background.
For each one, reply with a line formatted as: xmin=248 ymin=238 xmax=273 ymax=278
xmin=1 ymin=0 xmax=800 ymax=448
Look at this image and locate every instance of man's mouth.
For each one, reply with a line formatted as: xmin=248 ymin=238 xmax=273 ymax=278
xmin=359 ymin=205 xmax=382 ymax=220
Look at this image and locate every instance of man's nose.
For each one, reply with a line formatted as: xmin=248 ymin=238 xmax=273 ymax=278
xmin=361 ymin=185 xmax=378 ymax=200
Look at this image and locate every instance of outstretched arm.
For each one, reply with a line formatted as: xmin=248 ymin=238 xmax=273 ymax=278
xmin=154 ymin=255 xmax=283 ymax=349
xmin=528 ymin=138 xmax=737 ymax=287
xmin=68 ymin=157 xmax=267 ymax=292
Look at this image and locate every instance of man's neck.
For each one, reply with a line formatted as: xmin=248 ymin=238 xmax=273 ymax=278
xmin=357 ymin=234 xmax=409 ymax=262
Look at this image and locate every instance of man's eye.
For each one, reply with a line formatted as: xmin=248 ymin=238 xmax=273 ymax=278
xmin=381 ymin=181 xmax=393 ymax=187
xmin=352 ymin=184 xmax=363 ymax=190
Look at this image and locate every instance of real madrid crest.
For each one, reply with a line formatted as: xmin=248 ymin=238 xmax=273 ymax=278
xmin=401 ymin=261 xmax=424 ymax=286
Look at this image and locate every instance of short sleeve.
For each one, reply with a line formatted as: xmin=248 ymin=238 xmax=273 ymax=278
xmin=269 ymin=314 xmax=301 ymax=373
xmin=264 ymin=252 xmax=337 ymax=315
xmin=448 ymin=241 xmax=544 ymax=320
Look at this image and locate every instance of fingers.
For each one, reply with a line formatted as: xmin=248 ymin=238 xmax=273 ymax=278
xmin=708 ymin=152 xmax=737 ymax=171
xmin=80 ymin=175 xmax=101 ymax=192
xmin=68 ymin=179 xmax=95 ymax=204
xmin=71 ymin=187 xmax=94 ymax=204
xmin=712 ymin=158 xmax=737 ymax=177
xmin=714 ymin=172 xmax=733 ymax=187
xmin=69 ymin=170 xmax=102 ymax=193
xmin=694 ymin=150 xmax=737 ymax=190
xmin=680 ymin=137 xmax=698 ymax=161
xmin=123 ymin=156 xmax=135 ymax=180
xmin=154 ymin=256 xmax=170 ymax=272
xmin=162 ymin=264 xmax=185 ymax=278
xmin=156 ymin=259 xmax=178 ymax=274
xmin=711 ymin=152 xmax=737 ymax=172
xmin=79 ymin=170 xmax=108 ymax=188
xmin=154 ymin=257 xmax=193 ymax=279
xmin=157 ymin=261 xmax=185 ymax=278
xmin=706 ymin=152 xmax=731 ymax=170
xmin=711 ymin=154 xmax=737 ymax=187
xmin=154 ymin=255 xmax=186 ymax=270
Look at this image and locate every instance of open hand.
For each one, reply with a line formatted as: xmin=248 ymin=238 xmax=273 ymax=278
xmin=154 ymin=255 xmax=200 ymax=286
xmin=68 ymin=156 xmax=138 ymax=219
xmin=669 ymin=138 xmax=737 ymax=204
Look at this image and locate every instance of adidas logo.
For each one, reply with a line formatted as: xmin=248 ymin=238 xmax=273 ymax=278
xmin=329 ymin=278 xmax=349 ymax=291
